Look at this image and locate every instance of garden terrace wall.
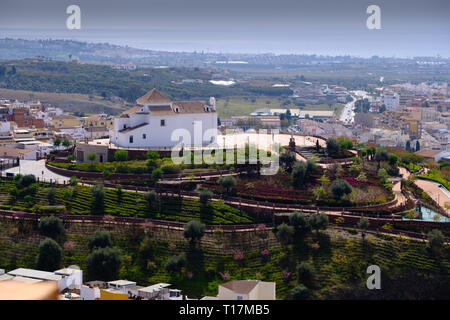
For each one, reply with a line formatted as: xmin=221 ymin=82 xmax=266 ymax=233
xmin=273 ymin=211 xmax=450 ymax=240
xmin=0 ymin=210 xmax=272 ymax=233
xmin=1 ymin=209 xmax=448 ymax=241
xmin=45 ymin=162 xmax=247 ymax=181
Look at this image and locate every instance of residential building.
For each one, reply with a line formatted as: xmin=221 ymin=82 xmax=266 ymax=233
xmin=214 ymin=280 xmax=276 ymax=300
xmin=6 ymin=108 xmax=44 ymax=128
xmin=137 ymin=283 xmax=183 ymax=300
xmin=415 ymin=149 xmax=450 ymax=162
xmin=84 ymin=126 xmax=109 ymax=139
xmin=382 ymin=92 xmax=400 ymax=110
xmin=83 ymin=114 xmax=114 ymax=130
xmin=3 ymin=267 xmax=82 ymax=292
xmin=0 ymin=145 xmax=36 ymax=160
xmin=75 ymin=139 xmax=109 ymax=162
xmin=100 ymin=288 xmax=128 ymax=300
xmin=110 ymin=89 xmax=217 ymax=148
xmin=51 ymin=115 xmax=82 ymax=128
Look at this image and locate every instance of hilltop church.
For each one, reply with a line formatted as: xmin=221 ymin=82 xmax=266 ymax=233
xmin=110 ymin=89 xmax=217 ymax=148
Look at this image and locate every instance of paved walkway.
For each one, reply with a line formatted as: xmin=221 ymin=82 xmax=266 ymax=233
xmin=415 ymin=179 xmax=450 ymax=209
xmin=2 ymin=159 xmax=69 ymax=184
xmin=217 ymin=133 xmax=324 ymax=151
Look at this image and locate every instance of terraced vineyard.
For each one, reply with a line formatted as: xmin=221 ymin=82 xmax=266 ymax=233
xmin=0 ymin=218 xmax=447 ymax=299
xmin=0 ymin=179 xmax=257 ymax=224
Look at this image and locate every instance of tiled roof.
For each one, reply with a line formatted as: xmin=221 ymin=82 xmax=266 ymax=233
xmin=119 ymin=123 xmax=148 ymax=133
xmin=415 ymin=149 xmax=444 ymax=158
xmin=137 ymin=89 xmax=171 ymax=105
xmin=220 ymin=280 xmax=259 ymax=294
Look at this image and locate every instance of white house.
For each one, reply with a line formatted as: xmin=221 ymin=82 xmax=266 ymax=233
xmin=382 ymin=92 xmax=400 ymax=110
xmin=106 ymin=279 xmax=143 ymax=296
xmin=4 ymin=267 xmax=82 ymax=292
xmin=210 ymin=280 xmax=276 ymax=300
xmin=110 ymin=89 xmax=217 ymax=149
xmin=137 ymin=283 xmax=183 ymax=300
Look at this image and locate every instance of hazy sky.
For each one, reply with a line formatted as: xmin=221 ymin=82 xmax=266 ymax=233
xmin=0 ymin=0 xmax=449 ymax=57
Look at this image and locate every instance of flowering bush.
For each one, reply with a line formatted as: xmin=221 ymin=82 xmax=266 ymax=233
xmin=64 ymin=241 xmax=75 ymax=251
xmin=219 ymin=271 xmax=230 ymax=280
xmin=168 ymin=243 xmax=176 ymax=250
xmin=261 ymin=249 xmax=270 ymax=257
xmin=282 ymin=269 xmax=291 ymax=281
xmin=256 ymin=224 xmax=267 ymax=233
xmin=234 ymin=250 xmax=244 ymax=261
xmin=186 ymin=271 xmax=193 ymax=279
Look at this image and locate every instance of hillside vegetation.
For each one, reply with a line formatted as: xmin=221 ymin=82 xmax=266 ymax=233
xmin=0 ymin=219 xmax=447 ymax=299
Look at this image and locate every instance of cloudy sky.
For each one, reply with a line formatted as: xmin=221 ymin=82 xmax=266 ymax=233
xmin=0 ymin=0 xmax=449 ymax=57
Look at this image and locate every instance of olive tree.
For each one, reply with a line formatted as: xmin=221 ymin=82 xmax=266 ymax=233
xmin=39 ymin=216 xmax=65 ymax=240
xmin=183 ymin=220 xmax=206 ymax=244
xmin=309 ymin=213 xmax=329 ymax=235
xmin=88 ymin=230 xmax=112 ymax=250
xmin=199 ymin=189 xmax=213 ymax=205
xmin=289 ymin=211 xmax=311 ymax=234
xmin=164 ymin=253 xmax=187 ymax=273
xmin=427 ymin=229 xmax=444 ymax=256
xmin=276 ymin=223 xmax=295 ymax=246
xmin=218 ymin=176 xmax=236 ymax=194
xmin=90 ymin=183 xmax=105 ymax=214
xmin=36 ymin=238 xmax=62 ymax=271
xmin=87 ymin=247 xmax=122 ymax=281
xmin=291 ymin=284 xmax=310 ymax=300
xmin=330 ymin=179 xmax=352 ymax=200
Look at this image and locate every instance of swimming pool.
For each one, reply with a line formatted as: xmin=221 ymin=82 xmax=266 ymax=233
xmin=403 ymin=206 xmax=450 ymax=223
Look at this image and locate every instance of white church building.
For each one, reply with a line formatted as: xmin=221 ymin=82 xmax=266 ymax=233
xmin=110 ymin=89 xmax=217 ymax=149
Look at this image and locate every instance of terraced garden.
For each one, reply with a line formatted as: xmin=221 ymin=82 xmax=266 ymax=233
xmin=0 ymin=218 xmax=447 ymax=299
xmin=0 ymin=179 xmax=258 ymax=224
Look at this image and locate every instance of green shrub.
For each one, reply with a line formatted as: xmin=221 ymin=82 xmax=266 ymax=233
xmin=291 ymin=284 xmax=310 ymax=300
xmin=87 ymin=247 xmax=121 ymax=281
xmin=36 ymin=238 xmax=62 ymax=271
xmin=88 ymin=230 xmax=112 ymax=250
xmin=39 ymin=216 xmax=65 ymax=239
xmin=114 ymin=150 xmax=128 ymax=162
xmin=161 ymin=164 xmax=181 ymax=174
xmin=276 ymin=223 xmax=295 ymax=245
xmin=297 ymin=262 xmax=315 ymax=286
xmin=183 ymin=220 xmax=206 ymax=243
xmin=165 ymin=253 xmax=187 ymax=273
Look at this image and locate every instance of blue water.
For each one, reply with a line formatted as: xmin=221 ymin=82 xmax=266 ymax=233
xmin=403 ymin=206 xmax=450 ymax=223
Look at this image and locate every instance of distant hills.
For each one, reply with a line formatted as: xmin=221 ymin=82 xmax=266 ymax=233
xmin=1 ymin=38 xmax=449 ymax=68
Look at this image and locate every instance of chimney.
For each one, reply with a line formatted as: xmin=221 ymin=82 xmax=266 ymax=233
xmin=209 ymin=97 xmax=216 ymax=111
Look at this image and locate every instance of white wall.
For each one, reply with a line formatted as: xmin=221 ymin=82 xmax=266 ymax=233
xmin=217 ymin=286 xmax=249 ymax=300
xmin=80 ymin=285 xmax=100 ymax=300
xmin=56 ymin=269 xmax=83 ymax=291
xmin=112 ymin=112 xmax=217 ymax=148
xmin=254 ymin=282 xmax=276 ymax=300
